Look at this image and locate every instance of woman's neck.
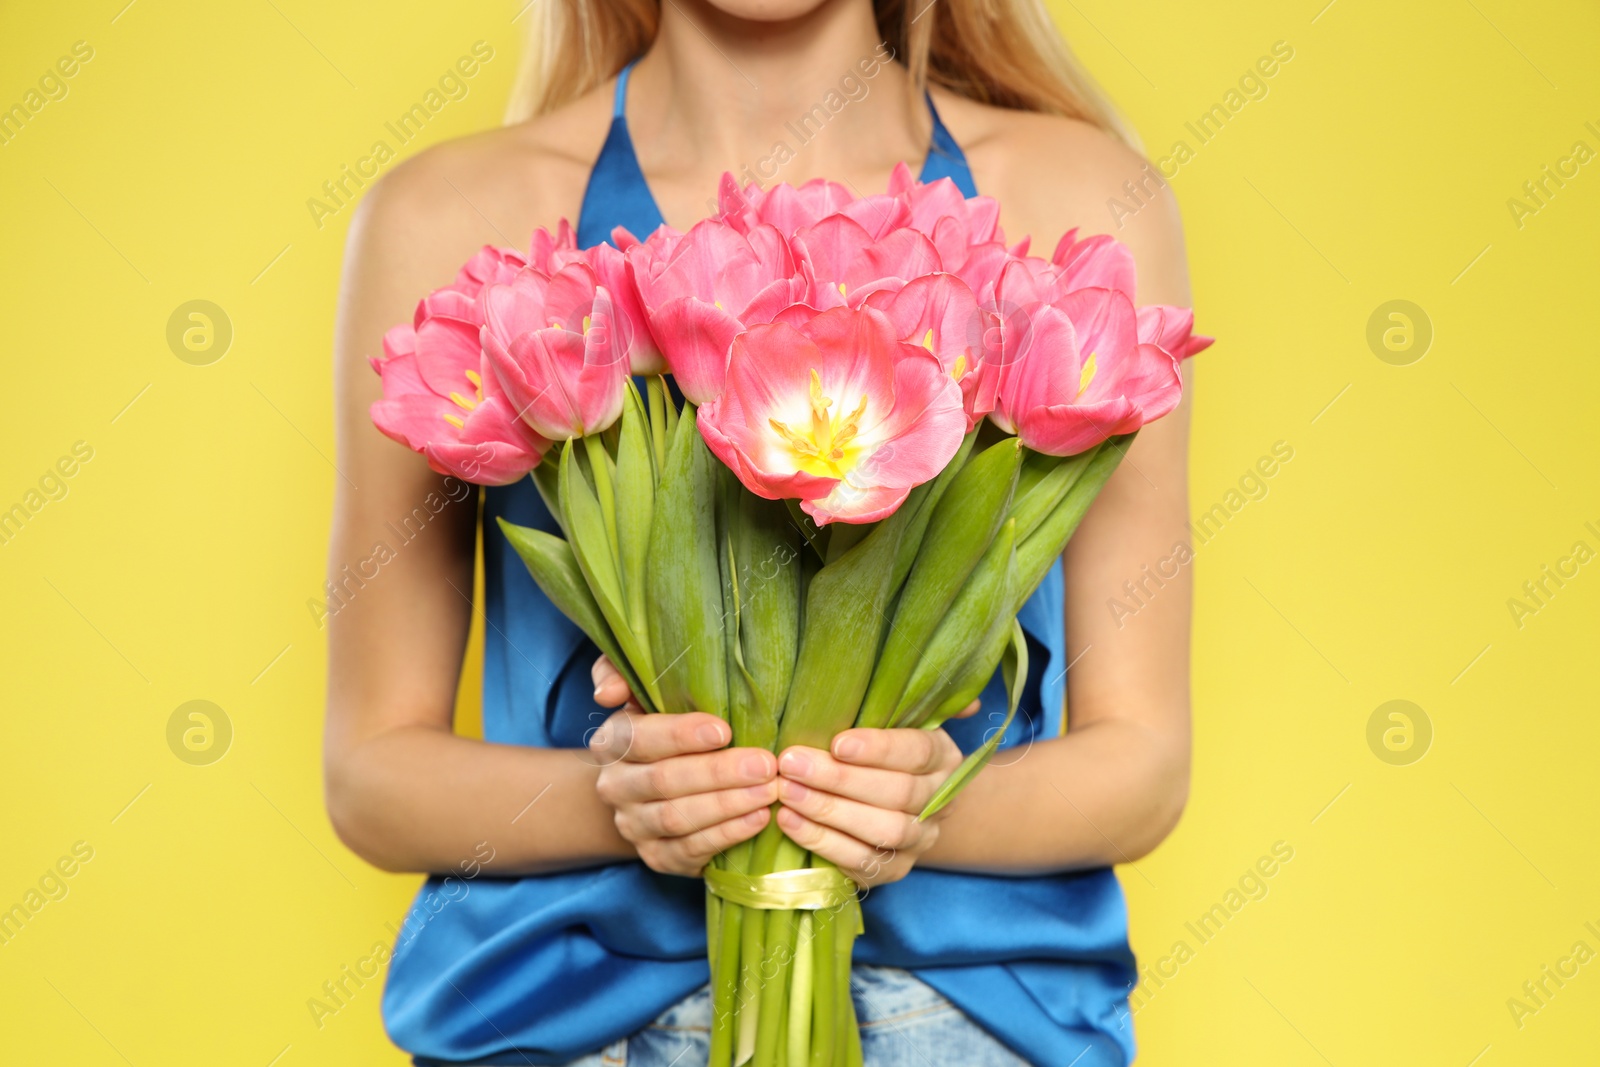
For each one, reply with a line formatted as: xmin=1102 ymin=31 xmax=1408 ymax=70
xmin=627 ymin=0 xmax=928 ymax=221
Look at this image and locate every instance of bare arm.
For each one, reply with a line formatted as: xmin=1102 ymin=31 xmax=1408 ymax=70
xmin=322 ymin=144 xmax=791 ymax=877
xmin=922 ymin=141 xmax=1195 ymax=872
xmin=321 ymin=156 xmax=638 ymax=875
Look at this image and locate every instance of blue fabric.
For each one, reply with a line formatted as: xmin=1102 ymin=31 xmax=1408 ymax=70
xmin=383 ymin=59 xmax=1136 ymax=1067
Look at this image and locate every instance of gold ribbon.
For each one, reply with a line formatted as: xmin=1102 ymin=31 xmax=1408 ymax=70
xmin=703 ymin=865 xmax=859 ymax=912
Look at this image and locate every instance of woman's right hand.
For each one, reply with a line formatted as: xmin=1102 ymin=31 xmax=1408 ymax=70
xmin=590 ymin=657 xmax=778 ymax=876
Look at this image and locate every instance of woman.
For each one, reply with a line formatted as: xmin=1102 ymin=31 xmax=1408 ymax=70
xmin=324 ymin=0 xmax=1194 ymax=1063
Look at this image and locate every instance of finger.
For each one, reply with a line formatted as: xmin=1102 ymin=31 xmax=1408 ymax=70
xmin=619 ymin=712 xmax=733 ymax=763
xmin=590 ymin=656 xmax=631 ymax=708
xmin=622 ymin=781 xmax=779 ymax=840
xmin=587 ymin=707 xmax=646 ymax=766
xmin=775 ymin=807 xmax=906 ymax=886
xmin=608 ymin=747 xmax=777 ymax=804
xmin=777 ymin=778 xmax=923 ymax=853
xmin=952 ymin=699 xmax=982 ymax=720
xmin=829 ymin=728 xmax=951 ymax=775
xmin=778 ymin=747 xmax=935 ymax=814
xmin=652 ymin=807 xmax=772 ymax=874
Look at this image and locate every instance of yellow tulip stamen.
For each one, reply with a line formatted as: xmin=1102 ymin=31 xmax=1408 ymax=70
xmin=951 ymin=353 xmax=968 ymax=380
xmin=1077 ymin=353 xmax=1098 ymax=398
xmin=922 ymin=329 xmax=935 ymax=353
xmin=807 ymin=369 xmax=834 ymax=442
xmin=443 ymin=413 xmax=466 ymax=429
xmin=837 ymin=282 xmax=847 ymax=297
xmin=768 ymin=369 xmax=872 ymax=476
xmin=464 ymin=368 xmax=484 ymax=401
xmin=769 ymin=418 xmax=821 ymax=458
xmin=829 ymin=394 xmax=869 ymax=461
xmin=449 ymin=391 xmax=478 ymax=411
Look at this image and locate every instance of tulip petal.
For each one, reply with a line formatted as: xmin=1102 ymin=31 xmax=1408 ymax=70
xmin=413 ymin=315 xmax=482 ymax=398
xmin=651 ymin=298 xmax=744 ymax=406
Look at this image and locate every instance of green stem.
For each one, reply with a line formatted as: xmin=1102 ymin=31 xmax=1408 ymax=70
xmin=646 ymin=375 xmax=669 ymax=470
xmin=737 ymin=897 xmax=765 ymax=1062
xmin=787 ymin=913 xmax=814 ymax=1067
xmin=582 ymin=433 xmax=622 ymax=575
xmin=710 ymin=899 xmax=743 ymax=1067
xmin=836 ymin=904 xmax=859 ymax=1066
xmin=754 ymin=909 xmax=797 ymax=1065
xmin=809 ymin=904 xmax=836 ymax=1067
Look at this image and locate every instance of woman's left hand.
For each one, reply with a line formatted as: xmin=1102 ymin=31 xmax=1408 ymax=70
xmin=775 ymin=713 xmax=975 ymax=888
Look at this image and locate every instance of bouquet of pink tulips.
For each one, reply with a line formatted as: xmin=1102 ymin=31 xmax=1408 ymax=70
xmin=371 ymin=165 xmax=1209 ymax=1066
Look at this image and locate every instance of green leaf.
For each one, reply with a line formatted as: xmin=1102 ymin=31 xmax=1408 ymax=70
xmin=889 ymin=427 xmax=980 ymax=590
xmin=645 ymin=405 xmax=728 ymax=716
xmin=917 ymin=618 xmax=1028 ymax=821
xmin=615 ymin=380 xmax=656 ymax=638
xmin=560 ymin=438 xmax=659 ymax=707
xmin=1008 ymin=435 xmax=1133 ymax=613
xmin=857 ymin=438 xmax=1020 ymax=729
xmin=582 ymin=432 xmax=621 ymax=568
xmin=495 ymin=518 xmax=656 ymax=714
xmin=559 ymin=440 xmax=623 ymax=613
xmin=721 ymin=481 xmax=801 ymax=752
xmin=529 ymin=459 xmax=565 ymax=537
xmin=1007 ymin=447 xmax=1094 ymax=543
xmin=777 ymin=506 xmax=915 ymax=750
xmin=892 ymin=517 xmax=1017 ymax=728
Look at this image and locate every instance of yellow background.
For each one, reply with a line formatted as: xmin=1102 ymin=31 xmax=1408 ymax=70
xmin=2 ymin=1 xmax=1596 ymax=1064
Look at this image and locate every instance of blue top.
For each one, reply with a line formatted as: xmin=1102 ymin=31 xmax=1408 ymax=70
xmin=383 ymin=60 xmax=1137 ymax=1067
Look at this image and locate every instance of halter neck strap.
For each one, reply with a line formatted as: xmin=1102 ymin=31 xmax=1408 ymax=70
xmin=613 ymin=62 xmax=633 ymax=118
xmin=922 ymin=90 xmax=978 ymax=198
xmin=578 ymin=58 xmax=978 ymax=247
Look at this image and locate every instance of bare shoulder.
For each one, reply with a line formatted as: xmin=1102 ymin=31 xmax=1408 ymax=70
xmin=343 ymin=84 xmax=613 ymax=299
xmin=931 ymin=91 xmax=1191 ymax=305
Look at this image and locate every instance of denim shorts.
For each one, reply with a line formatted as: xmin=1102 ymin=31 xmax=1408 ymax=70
xmin=559 ymin=965 xmax=1030 ymax=1067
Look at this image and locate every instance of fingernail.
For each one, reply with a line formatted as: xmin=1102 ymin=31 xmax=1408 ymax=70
xmin=744 ymin=809 xmax=766 ymax=827
xmin=779 ymin=751 xmax=811 ymax=778
xmin=740 ymin=753 xmax=769 ymax=780
xmin=834 ymin=736 xmax=862 ymax=760
xmin=779 ymin=779 xmax=808 ymax=803
xmin=698 ymin=723 xmax=727 ymax=747
xmin=747 ymin=783 xmax=772 ymax=800
xmin=593 ymin=685 xmax=604 ymax=699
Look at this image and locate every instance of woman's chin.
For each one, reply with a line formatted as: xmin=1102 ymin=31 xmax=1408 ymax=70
xmin=695 ymin=0 xmax=837 ymax=25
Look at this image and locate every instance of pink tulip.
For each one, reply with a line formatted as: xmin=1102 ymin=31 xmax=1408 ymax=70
xmin=528 ymin=219 xmax=582 ymax=274
xmin=719 ymin=174 xmax=862 ymax=237
xmin=370 ymin=314 xmax=547 ymax=486
xmin=885 ymin=164 xmax=1012 ymax=303
xmin=1050 ymin=228 xmax=1136 ymax=298
xmin=453 ymin=244 xmax=531 ymax=297
xmin=887 ymin=163 xmax=1003 ymax=248
xmin=627 ymin=218 xmax=805 ymax=405
xmin=587 ymin=238 xmax=665 ymax=374
xmin=792 ymin=215 xmax=941 ymax=311
xmin=698 ymin=306 xmax=965 ymax=525
xmin=988 ymin=285 xmax=1182 ymax=456
xmin=1137 ymin=303 xmax=1214 ymax=361
xmin=865 ymin=274 xmax=996 ymax=430
xmin=480 ymin=263 xmax=630 ymax=440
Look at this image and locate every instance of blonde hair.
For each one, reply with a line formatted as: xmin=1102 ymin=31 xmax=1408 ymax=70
xmin=504 ymin=0 xmax=1135 ymax=146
